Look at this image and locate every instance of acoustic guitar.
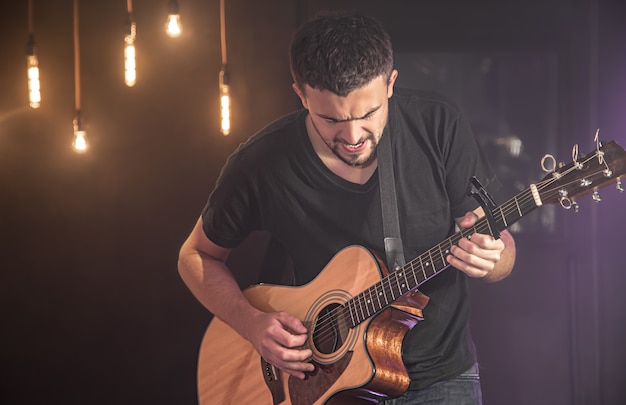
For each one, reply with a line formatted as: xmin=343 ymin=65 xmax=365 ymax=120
xmin=197 ymin=140 xmax=625 ymax=405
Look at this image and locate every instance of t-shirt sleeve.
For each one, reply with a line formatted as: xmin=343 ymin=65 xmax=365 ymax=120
xmin=201 ymin=153 xmax=260 ymax=248
xmin=442 ymin=107 xmax=500 ymax=218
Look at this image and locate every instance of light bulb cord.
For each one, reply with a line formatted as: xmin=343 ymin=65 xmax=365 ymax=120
xmin=73 ymin=0 xmax=81 ymax=111
xmin=28 ymin=0 xmax=34 ymax=34
xmin=220 ymin=0 xmax=227 ymax=65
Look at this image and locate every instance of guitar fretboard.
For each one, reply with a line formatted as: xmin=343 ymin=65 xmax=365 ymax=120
xmin=341 ymin=186 xmax=540 ymax=328
xmin=331 ymin=140 xmax=625 ymax=328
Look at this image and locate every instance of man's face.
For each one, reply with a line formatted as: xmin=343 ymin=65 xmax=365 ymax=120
xmin=294 ymin=71 xmax=398 ymax=167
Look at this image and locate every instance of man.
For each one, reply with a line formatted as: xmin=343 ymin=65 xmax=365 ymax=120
xmin=178 ymin=11 xmax=515 ymax=404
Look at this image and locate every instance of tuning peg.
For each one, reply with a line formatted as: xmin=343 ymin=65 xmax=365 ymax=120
xmin=592 ymin=191 xmax=602 ymax=202
xmin=617 ymin=179 xmax=624 ymax=193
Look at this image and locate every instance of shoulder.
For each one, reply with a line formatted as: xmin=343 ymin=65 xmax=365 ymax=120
xmin=391 ymin=87 xmax=463 ymax=118
xmin=225 ymin=110 xmax=306 ymax=169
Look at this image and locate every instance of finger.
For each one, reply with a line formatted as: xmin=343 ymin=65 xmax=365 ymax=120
xmin=270 ymin=318 xmax=309 ymax=350
xmin=448 ymin=246 xmax=493 ymax=270
xmin=266 ymin=346 xmax=315 ymax=379
xmin=276 ymin=312 xmax=308 ymax=335
xmin=446 ymin=253 xmax=489 ymax=278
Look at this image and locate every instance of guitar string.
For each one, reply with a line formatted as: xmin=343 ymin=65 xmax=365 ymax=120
xmin=310 ymin=173 xmax=548 ymax=347
xmin=309 ymin=174 xmax=599 ymax=350
xmin=308 ymin=151 xmax=609 ymax=349
xmin=307 ymin=150 xmax=613 ymax=350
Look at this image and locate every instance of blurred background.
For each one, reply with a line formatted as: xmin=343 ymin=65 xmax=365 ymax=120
xmin=1 ymin=0 xmax=624 ymax=404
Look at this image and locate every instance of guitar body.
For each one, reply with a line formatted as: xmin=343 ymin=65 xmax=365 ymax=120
xmin=197 ymin=245 xmax=428 ymax=405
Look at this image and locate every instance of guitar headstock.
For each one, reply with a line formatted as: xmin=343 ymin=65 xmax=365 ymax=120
xmin=537 ymin=140 xmax=625 ymax=210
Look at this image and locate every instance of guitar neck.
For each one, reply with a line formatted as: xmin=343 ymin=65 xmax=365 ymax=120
xmin=344 ymin=186 xmax=539 ymax=327
xmin=344 ymin=140 xmax=626 ymax=328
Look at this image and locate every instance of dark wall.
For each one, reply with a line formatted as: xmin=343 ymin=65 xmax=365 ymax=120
xmin=0 ymin=1 xmax=297 ymax=404
xmin=1 ymin=1 xmax=624 ymax=404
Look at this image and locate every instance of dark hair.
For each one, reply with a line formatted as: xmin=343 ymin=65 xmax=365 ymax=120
xmin=289 ymin=12 xmax=394 ymax=97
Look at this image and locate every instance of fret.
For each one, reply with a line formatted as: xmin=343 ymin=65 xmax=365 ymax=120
xmin=484 ymin=218 xmax=494 ymax=239
xmin=363 ymin=289 xmax=373 ymax=318
xmin=442 ymin=239 xmax=452 ymax=266
xmin=347 ymin=300 xmax=356 ymax=327
xmin=437 ymin=244 xmax=446 ymax=269
xmin=379 ymin=282 xmax=390 ymax=307
xmin=392 ymin=272 xmax=401 ymax=297
xmin=362 ymin=291 xmax=371 ymax=317
xmin=514 ymin=195 xmax=523 ymax=218
xmin=374 ymin=282 xmax=383 ymax=310
xmin=427 ymin=250 xmax=434 ymax=277
xmin=402 ymin=269 xmax=410 ymax=292
xmin=418 ymin=255 xmax=427 ymax=283
xmin=356 ymin=294 xmax=365 ymax=323
xmin=387 ymin=278 xmax=397 ymax=301
xmin=407 ymin=261 xmax=419 ymax=289
xmin=498 ymin=205 xmax=507 ymax=227
xmin=380 ymin=282 xmax=390 ymax=306
xmin=350 ymin=296 xmax=360 ymax=325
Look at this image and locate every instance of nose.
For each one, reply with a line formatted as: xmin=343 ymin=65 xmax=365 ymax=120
xmin=342 ymin=120 xmax=363 ymax=145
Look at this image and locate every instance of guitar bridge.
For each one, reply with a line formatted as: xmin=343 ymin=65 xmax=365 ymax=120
xmin=261 ymin=357 xmax=285 ymax=405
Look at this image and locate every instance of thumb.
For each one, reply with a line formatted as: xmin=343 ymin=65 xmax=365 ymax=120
xmin=459 ymin=211 xmax=479 ymax=229
xmin=277 ymin=312 xmax=308 ymax=335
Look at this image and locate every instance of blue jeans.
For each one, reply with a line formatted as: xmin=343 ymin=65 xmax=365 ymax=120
xmin=382 ymin=363 xmax=482 ymax=405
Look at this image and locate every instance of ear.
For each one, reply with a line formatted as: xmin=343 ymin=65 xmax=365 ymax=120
xmin=387 ymin=70 xmax=398 ymax=98
xmin=292 ymin=83 xmax=309 ymax=109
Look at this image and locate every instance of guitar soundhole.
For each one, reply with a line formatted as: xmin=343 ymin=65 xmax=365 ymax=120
xmin=312 ymin=303 xmax=349 ymax=355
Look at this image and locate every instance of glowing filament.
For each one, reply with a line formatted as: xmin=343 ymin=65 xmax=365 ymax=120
xmin=219 ymin=70 xmax=230 ymax=135
xmin=220 ymin=91 xmax=231 ymax=135
xmin=124 ymin=36 xmax=136 ymax=87
xmin=27 ymin=54 xmax=41 ymax=108
xmin=73 ymin=117 xmax=88 ymax=153
xmin=166 ymin=14 xmax=182 ymax=37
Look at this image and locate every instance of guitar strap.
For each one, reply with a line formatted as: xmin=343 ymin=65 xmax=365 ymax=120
xmin=377 ymin=123 xmax=406 ymax=271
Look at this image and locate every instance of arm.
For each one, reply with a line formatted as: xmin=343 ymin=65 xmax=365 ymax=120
xmin=177 ymin=217 xmax=315 ymax=378
xmin=447 ymin=207 xmax=516 ymax=283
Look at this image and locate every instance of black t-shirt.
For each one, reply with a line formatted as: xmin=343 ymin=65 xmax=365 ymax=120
xmin=201 ymin=87 xmax=499 ymax=390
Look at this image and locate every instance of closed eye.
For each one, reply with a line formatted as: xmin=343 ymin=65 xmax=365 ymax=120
xmin=317 ymin=106 xmax=380 ymax=124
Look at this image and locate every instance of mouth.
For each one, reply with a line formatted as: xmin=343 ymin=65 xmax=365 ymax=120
xmin=339 ymin=140 xmax=368 ymax=154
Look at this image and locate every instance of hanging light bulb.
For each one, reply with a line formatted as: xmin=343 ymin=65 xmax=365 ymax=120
xmin=72 ymin=0 xmax=87 ymax=153
xmin=72 ymin=112 xmax=88 ymax=153
xmin=124 ymin=33 xmax=136 ymax=87
xmin=218 ymin=0 xmax=230 ymax=136
xmin=26 ymin=0 xmax=40 ymax=109
xmin=165 ymin=1 xmax=182 ymax=38
xmin=26 ymin=35 xmax=41 ymax=109
xmin=219 ymin=67 xmax=231 ymax=135
xmin=124 ymin=16 xmax=137 ymax=87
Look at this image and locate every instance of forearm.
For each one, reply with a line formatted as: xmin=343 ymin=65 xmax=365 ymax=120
xmin=177 ymin=248 xmax=261 ymax=341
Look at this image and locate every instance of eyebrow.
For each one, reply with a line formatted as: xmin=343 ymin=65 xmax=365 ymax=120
xmin=315 ymin=105 xmax=382 ymax=122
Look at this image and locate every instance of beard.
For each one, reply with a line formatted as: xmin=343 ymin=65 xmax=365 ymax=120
xmin=331 ymin=133 xmax=378 ymax=167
